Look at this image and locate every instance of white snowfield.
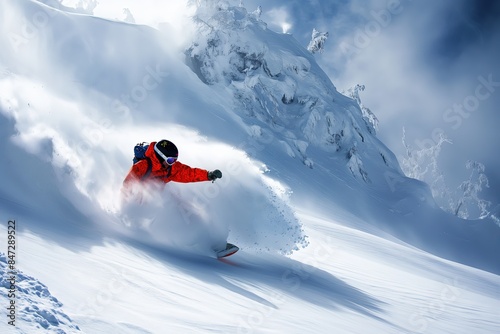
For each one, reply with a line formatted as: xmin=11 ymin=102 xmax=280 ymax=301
xmin=0 ymin=1 xmax=499 ymax=333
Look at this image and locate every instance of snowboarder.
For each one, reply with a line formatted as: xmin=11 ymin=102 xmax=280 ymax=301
xmin=122 ymin=139 xmax=222 ymax=199
xmin=121 ymin=139 xmax=238 ymax=258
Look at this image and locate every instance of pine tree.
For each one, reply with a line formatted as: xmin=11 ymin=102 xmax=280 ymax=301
xmin=307 ymin=29 xmax=328 ymax=54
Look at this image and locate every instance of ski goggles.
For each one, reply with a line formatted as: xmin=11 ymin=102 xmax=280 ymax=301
xmin=165 ymin=156 xmax=178 ymax=165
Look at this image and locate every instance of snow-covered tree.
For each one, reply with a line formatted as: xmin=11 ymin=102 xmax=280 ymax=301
xmin=253 ymin=5 xmax=262 ymax=18
xmin=401 ymin=128 xmax=450 ymax=182
xmin=123 ymin=8 xmax=136 ymax=24
xmin=454 ymin=161 xmax=491 ymax=219
xmin=401 ymin=128 xmax=455 ymax=210
xmin=400 ymin=130 xmax=495 ymax=221
xmin=343 ymin=84 xmax=379 ymax=134
xmin=307 ymin=28 xmax=328 ymax=54
xmin=76 ymin=0 xmax=97 ymax=14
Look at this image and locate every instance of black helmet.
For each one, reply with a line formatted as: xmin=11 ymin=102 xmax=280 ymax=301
xmin=154 ymin=140 xmax=178 ymax=164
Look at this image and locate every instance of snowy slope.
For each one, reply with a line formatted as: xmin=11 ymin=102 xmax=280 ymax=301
xmin=1 ymin=253 xmax=81 ymax=333
xmin=0 ymin=0 xmax=499 ymax=333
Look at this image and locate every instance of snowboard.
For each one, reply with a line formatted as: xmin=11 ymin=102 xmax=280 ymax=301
xmin=216 ymin=242 xmax=239 ymax=258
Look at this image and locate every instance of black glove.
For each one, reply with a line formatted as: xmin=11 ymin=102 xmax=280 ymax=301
xmin=208 ymin=169 xmax=222 ymax=181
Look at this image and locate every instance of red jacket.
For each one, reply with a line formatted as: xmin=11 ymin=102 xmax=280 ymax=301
xmin=123 ymin=142 xmax=209 ymax=190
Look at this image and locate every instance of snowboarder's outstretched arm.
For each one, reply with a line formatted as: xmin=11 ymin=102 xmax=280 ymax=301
xmin=121 ymin=161 xmax=222 ymax=202
xmin=169 ymin=162 xmax=221 ymax=183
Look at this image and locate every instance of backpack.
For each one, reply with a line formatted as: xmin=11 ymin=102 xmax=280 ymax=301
xmin=133 ymin=142 xmax=152 ymax=179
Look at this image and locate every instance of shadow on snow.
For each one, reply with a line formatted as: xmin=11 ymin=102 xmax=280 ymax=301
xmin=127 ymin=239 xmax=402 ymax=330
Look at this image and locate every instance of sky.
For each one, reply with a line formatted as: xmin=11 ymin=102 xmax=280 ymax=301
xmin=57 ymin=0 xmax=500 ymax=216
xmin=243 ymin=0 xmax=500 ymax=212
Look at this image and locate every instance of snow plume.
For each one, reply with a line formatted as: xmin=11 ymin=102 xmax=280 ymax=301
xmin=0 ymin=74 xmax=307 ymax=255
xmin=266 ymin=6 xmax=292 ymax=33
xmin=118 ymin=134 xmax=308 ymax=255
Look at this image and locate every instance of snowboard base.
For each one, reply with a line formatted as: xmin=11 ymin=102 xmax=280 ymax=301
xmin=216 ymin=243 xmax=239 ymax=258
